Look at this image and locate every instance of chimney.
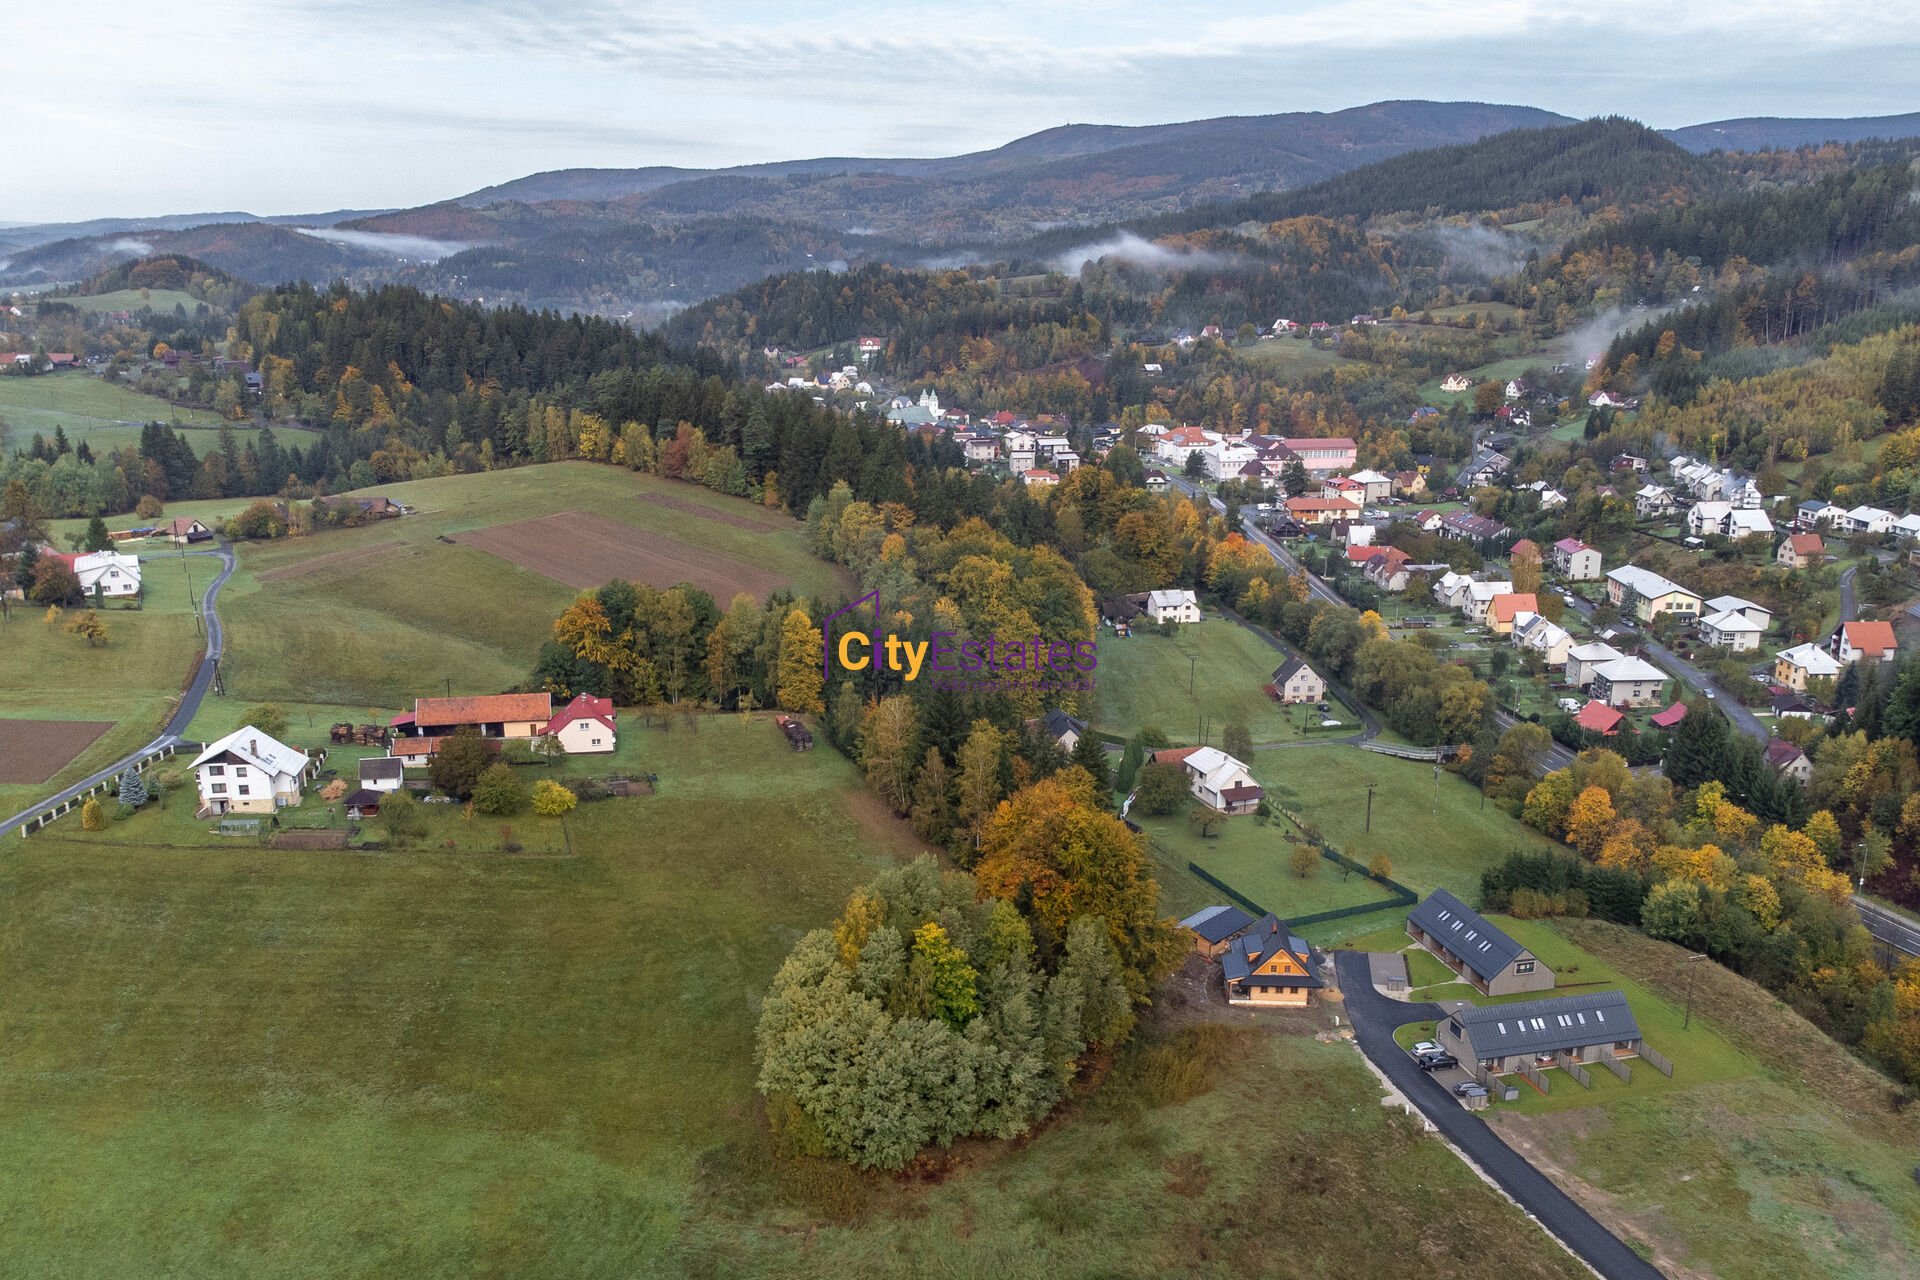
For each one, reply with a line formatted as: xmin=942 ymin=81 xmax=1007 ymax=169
xmin=249 ymin=738 xmax=258 ymax=755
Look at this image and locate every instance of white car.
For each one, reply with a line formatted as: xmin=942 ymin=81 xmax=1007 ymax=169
xmin=1410 ymin=1041 xmax=1443 ymax=1058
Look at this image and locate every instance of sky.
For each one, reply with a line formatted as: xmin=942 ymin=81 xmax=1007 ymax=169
xmin=9 ymin=0 xmax=1920 ymax=224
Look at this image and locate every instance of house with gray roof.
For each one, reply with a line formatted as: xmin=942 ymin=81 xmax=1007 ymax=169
xmin=1437 ymin=990 xmax=1643 ymax=1076
xmin=1219 ymin=913 xmax=1322 ymax=1006
xmin=1405 ymin=889 xmax=1555 ymax=996
xmin=1178 ymin=904 xmax=1257 ymax=958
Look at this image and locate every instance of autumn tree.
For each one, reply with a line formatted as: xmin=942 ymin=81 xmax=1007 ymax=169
xmin=1565 ymin=785 xmax=1617 ymax=857
xmin=1289 ymin=844 xmax=1320 ymax=878
xmin=1132 ymin=761 xmax=1190 ymax=816
xmin=777 ymin=607 xmax=824 ymax=714
xmin=64 ymin=610 xmax=109 ymax=646
xmin=429 ymin=728 xmax=493 ymax=798
xmin=909 ymin=747 xmax=952 ymax=844
xmin=531 ymin=779 xmax=578 ymax=817
xmin=858 ymin=694 xmax=919 ymax=814
xmin=471 ymin=762 xmax=526 ymax=816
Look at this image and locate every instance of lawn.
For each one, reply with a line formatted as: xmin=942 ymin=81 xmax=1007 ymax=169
xmin=197 ymin=463 xmax=852 ymax=710
xmin=1261 ymin=747 xmax=1563 ymax=902
xmin=1229 ymin=339 xmax=1348 ymax=380
xmin=0 ymin=558 xmax=205 ymax=821
xmin=0 ymin=714 xmax=1589 ymax=1280
xmin=0 ymin=369 xmax=296 ymax=457
xmin=55 ymin=287 xmax=209 ymax=313
xmin=1093 ymin=619 xmax=1314 ymax=745
xmin=1493 ymin=920 xmax=1920 ymax=1280
xmin=1132 ymin=808 xmax=1395 ymax=921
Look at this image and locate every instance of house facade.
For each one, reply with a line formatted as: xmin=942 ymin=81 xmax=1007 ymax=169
xmin=1777 ymin=533 xmax=1824 ymax=569
xmin=1590 ymin=657 xmax=1667 ymax=708
xmin=1775 ymin=643 xmax=1842 ymax=692
xmin=1145 ymin=589 xmax=1201 ymax=624
xmin=542 ymin=693 xmax=618 ymax=754
xmin=1405 ymin=889 xmax=1556 ymax=996
xmin=1151 ymin=746 xmax=1263 ymax=814
xmin=1220 ymin=914 xmax=1321 ymax=1006
xmin=1513 ymin=614 xmax=1571 ymax=667
xmin=1831 ymin=620 xmax=1898 ymax=667
xmin=1566 ymin=642 xmax=1626 ymax=689
xmin=1437 ymin=990 xmax=1644 ymax=1076
xmin=63 ymin=550 xmax=142 ymax=597
xmin=191 ymin=726 xmax=314 ymax=815
xmin=399 ymin=692 xmax=553 ymax=741
xmin=1605 ymin=566 xmax=1701 ymax=624
xmin=1550 ymin=538 xmax=1602 ymax=581
xmin=1268 ymin=656 xmax=1326 ymax=704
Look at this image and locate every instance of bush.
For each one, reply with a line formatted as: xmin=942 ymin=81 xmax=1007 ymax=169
xmin=1288 ymin=844 xmax=1320 ymax=878
xmin=1128 ymin=1025 xmax=1249 ymax=1107
xmin=471 ymin=763 xmax=526 ymax=816
xmin=531 ymin=779 xmax=577 ymax=817
xmin=240 ymin=704 xmax=289 ymax=739
xmin=1133 ymin=761 xmax=1190 ymax=816
xmin=135 ymin=495 xmax=164 ymax=519
xmin=80 ymin=797 xmax=105 ymax=831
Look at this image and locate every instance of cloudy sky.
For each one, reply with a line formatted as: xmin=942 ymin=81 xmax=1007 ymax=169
xmin=10 ymin=0 xmax=1919 ymax=224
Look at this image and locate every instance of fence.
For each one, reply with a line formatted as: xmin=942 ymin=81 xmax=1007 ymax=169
xmin=1639 ymin=1042 xmax=1675 ymax=1078
xmin=1164 ymin=820 xmax=1419 ymax=931
xmin=1556 ymin=1054 xmax=1593 ymax=1089
xmin=1513 ymin=1060 xmax=1551 ymax=1094
xmin=1597 ymin=1052 xmax=1632 ymax=1083
xmin=15 ymin=741 xmax=188 ymax=837
xmin=1360 ymin=741 xmax=1452 ymax=762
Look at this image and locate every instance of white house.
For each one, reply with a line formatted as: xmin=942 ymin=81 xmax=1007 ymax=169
xmin=1268 ymin=656 xmax=1326 ymax=704
xmin=1153 ymin=746 xmax=1264 ymax=815
xmin=1513 ymin=613 xmax=1572 ymax=667
xmin=357 ymin=757 xmax=405 ymax=793
xmin=542 ymin=693 xmax=618 ymax=755
xmin=1726 ymin=508 xmax=1775 ymax=540
xmin=1145 ymin=589 xmax=1202 ymax=624
xmin=1203 ymin=439 xmax=1258 ymax=480
xmin=68 ymin=550 xmax=142 ymax=597
xmin=1605 ymin=565 xmax=1702 ymax=623
xmin=1431 ymin=571 xmax=1476 ymax=610
xmin=1590 ymin=657 xmax=1667 ymax=707
xmin=1703 ymin=596 xmax=1772 ymax=630
xmin=1550 ymin=538 xmax=1602 ymax=581
xmin=1844 ymin=505 xmax=1897 ymax=536
xmin=1698 ymin=609 xmax=1766 ymax=652
xmin=1440 ymin=373 xmax=1472 ymax=392
xmin=1346 ymin=469 xmax=1395 ymax=504
xmin=1686 ymin=501 xmax=1733 ymax=537
xmin=1463 ymin=580 xmax=1516 ymax=623
xmin=191 ymin=726 xmax=313 ymax=815
xmin=1893 ymin=514 xmax=1920 ymax=542
xmin=1635 ymin=485 xmax=1676 ymax=519
xmin=1566 ymin=641 xmax=1626 ymax=689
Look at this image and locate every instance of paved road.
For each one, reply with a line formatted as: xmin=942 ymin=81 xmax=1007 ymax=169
xmin=1854 ymin=895 xmax=1920 ymax=958
xmin=1839 ymin=564 xmax=1858 ymax=623
xmin=1334 ymin=952 xmax=1666 ymax=1280
xmin=1169 ymin=477 xmax=1345 ymax=605
xmin=0 ymin=543 xmax=235 ymax=838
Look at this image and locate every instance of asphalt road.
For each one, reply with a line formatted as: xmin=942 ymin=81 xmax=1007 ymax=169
xmin=1169 ymin=477 xmax=1345 ymax=605
xmin=1333 ymin=952 xmax=1667 ymax=1280
xmin=0 ymin=543 xmax=235 ymax=838
xmin=1839 ymin=564 xmax=1858 ymax=623
xmin=1854 ymin=896 xmax=1920 ymax=958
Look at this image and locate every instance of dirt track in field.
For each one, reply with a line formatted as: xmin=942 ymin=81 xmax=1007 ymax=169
xmin=640 ymin=491 xmax=785 ymax=532
xmin=255 ymin=544 xmax=395 ymax=584
xmin=450 ymin=511 xmax=788 ymax=599
xmin=0 ymin=720 xmax=115 ymax=783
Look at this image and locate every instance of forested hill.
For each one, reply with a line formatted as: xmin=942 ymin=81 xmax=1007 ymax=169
xmin=216 ymin=283 xmax=920 ymax=515
xmin=1014 ymin=119 xmax=1717 ymax=258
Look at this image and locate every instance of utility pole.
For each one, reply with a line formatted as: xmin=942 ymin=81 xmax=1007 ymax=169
xmin=1432 ymin=761 xmax=1440 ymax=814
xmin=1682 ymin=952 xmax=1707 ymax=1029
xmin=1188 ymin=653 xmax=1197 ymax=696
xmin=1364 ymin=781 xmax=1376 ymax=832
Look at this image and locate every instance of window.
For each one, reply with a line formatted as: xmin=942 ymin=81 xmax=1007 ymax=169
xmin=1515 ymin=961 xmax=1534 ymax=975
xmin=207 ymin=765 xmax=225 ymax=777
xmin=211 ymin=783 xmax=227 ymax=795
xmin=238 ymin=786 xmax=251 ymax=796
xmin=591 ymin=738 xmax=602 ymax=747
xmin=233 ymin=766 xmax=248 ymax=778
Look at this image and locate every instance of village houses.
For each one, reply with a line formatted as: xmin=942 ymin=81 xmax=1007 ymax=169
xmin=191 ymin=726 xmax=316 ymax=817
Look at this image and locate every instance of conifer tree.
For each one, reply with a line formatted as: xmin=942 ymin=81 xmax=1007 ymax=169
xmin=117 ymin=766 xmax=148 ymax=808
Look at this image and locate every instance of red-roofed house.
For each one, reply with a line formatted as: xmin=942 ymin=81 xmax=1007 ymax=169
xmin=1551 ymin=538 xmax=1603 ymax=581
xmin=1831 ymin=620 xmax=1898 ymax=667
xmin=1486 ymin=593 xmax=1539 ymax=635
xmin=1280 ymin=437 xmax=1357 ymax=473
xmin=1648 ymin=702 xmax=1688 ymax=730
xmin=1778 ymin=532 xmax=1825 ymax=569
xmin=543 ymin=693 xmax=618 ymax=754
xmin=1764 ymin=738 xmax=1813 ymax=784
xmin=1574 ymin=701 xmax=1625 ymax=736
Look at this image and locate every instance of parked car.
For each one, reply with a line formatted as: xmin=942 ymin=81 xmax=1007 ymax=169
xmin=1409 ymin=1041 xmax=1442 ymax=1058
xmin=1417 ymin=1052 xmax=1458 ymax=1071
xmin=1453 ymin=1082 xmax=1489 ymax=1097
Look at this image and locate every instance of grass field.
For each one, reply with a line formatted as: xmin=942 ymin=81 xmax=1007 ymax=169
xmin=0 ymin=370 xmax=316 ymax=458
xmin=55 ymin=288 xmax=209 ymax=313
xmin=0 ymin=559 xmax=205 ymax=821
xmin=201 ymin=464 xmax=851 ymax=710
xmin=1263 ymin=747 xmax=1562 ymax=905
xmin=1093 ymin=620 xmax=1317 ymax=745
xmin=0 ymin=715 xmax=1590 ymax=1279
xmin=1230 ymin=338 xmax=1348 ymax=379
xmin=1133 ymin=808 xmax=1394 ymax=921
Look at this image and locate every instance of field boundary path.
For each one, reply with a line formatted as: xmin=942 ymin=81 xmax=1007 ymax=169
xmin=2 ymin=542 xmax=235 ymax=839
xmin=1333 ymin=951 xmax=1665 ymax=1280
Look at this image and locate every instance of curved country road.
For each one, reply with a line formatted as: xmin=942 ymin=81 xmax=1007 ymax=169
xmin=1334 ymin=952 xmax=1666 ymax=1279
xmin=1 ymin=542 xmax=236 ymax=838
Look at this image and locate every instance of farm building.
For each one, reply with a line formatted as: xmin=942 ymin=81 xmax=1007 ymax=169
xmin=358 ymin=757 xmax=405 ymax=792
xmin=1405 ymin=889 xmax=1556 ymax=997
xmin=397 ymin=692 xmax=553 ymax=741
xmin=1436 ymin=990 xmax=1645 ymax=1077
xmin=190 ymin=726 xmax=316 ymax=816
xmin=542 ymin=693 xmax=618 ymax=754
xmin=160 ymin=517 xmax=214 ymax=545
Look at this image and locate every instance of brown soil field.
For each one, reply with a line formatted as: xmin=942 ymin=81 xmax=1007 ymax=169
xmin=0 ymin=719 xmax=114 ymax=783
xmin=451 ymin=511 xmax=788 ymax=598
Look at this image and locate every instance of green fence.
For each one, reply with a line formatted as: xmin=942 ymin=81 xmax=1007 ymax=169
xmin=1169 ymin=831 xmax=1419 ymax=931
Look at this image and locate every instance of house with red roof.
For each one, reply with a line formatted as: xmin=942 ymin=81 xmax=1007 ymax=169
xmin=543 ymin=693 xmax=618 ymax=755
xmin=1648 ymin=702 xmax=1688 ymax=730
xmin=1831 ymin=620 xmax=1898 ymax=667
xmin=1777 ymin=532 xmax=1824 ymax=569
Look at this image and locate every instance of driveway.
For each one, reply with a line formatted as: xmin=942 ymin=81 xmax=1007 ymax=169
xmin=1334 ymin=952 xmax=1664 ymax=1280
xmin=0 ymin=543 xmax=236 ymax=838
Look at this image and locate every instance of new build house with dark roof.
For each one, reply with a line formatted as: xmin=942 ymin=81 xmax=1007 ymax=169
xmin=1219 ymin=914 xmax=1322 ymax=1006
xmin=1437 ymin=990 xmax=1644 ymax=1076
xmin=1178 ymin=904 xmax=1257 ymax=958
xmin=1405 ymin=889 xmax=1555 ymax=996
